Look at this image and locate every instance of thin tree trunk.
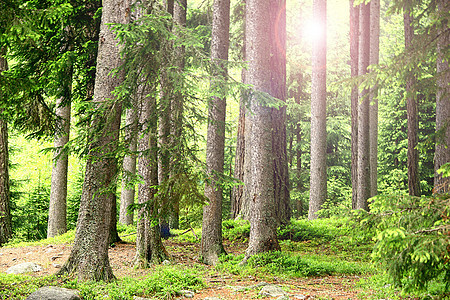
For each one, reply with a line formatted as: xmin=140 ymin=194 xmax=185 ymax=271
xmin=243 ymin=0 xmax=280 ymax=261
xmin=231 ymin=99 xmax=245 ymax=219
xmin=135 ymin=92 xmax=168 ymax=267
xmin=119 ymin=97 xmax=138 ymax=226
xmin=201 ymin=0 xmax=230 ymax=266
xmin=350 ymin=0 xmax=359 ymax=209
xmin=434 ymin=0 xmax=450 ymax=194
xmin=270 ymin=0 xmax=290 ymax=224
xmin=0 ymin=52 xmax=12 ymax=246
xmin=47 ymin=94 xmax=71 ymax=238
xmin=404 ymin=9 xmax=420 ymax=197
xmin=356 ymin=1 xmax=370 ymax=211
xmin=168 ymin=0 xmax=187 ymax=230
xmin=308 ymin=0 xmax=327 ymax=220
xmin=57 ymin=0 xmax=130 ymax=282
xmin=369 ymin=0 xmax=379 ymax=198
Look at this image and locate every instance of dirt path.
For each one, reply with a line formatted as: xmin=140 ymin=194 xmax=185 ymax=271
xmin=0 ymin=241 xmax=366 ymax=299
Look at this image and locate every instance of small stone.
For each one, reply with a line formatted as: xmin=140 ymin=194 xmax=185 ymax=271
xmin=294 ymin=295 xmax=308 ymax=299
xmin=276 ymin=296 xmax=290 ymax=300
xmin=252 ymin=282 xmax=269 ymax=288
xmin=259 ymin=285 xmax=286 ymax=297
xmin=6 ymin=262 xmax=42 ymax=274
xmin=228 ymin=285 xmax=247 ymax=292
xmin=179 ymin=290 xmax=195 ymax=298
xmin=162 ymin=260 xmax=171 ymax=265
xmin=203 ymin=297 xmax=222 ymax=300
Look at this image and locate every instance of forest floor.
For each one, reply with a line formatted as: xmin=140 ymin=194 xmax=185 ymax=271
xmin=0 ymin=237 xmax=370 ymax=299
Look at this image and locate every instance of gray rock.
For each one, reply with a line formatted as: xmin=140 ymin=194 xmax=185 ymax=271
xmin=276 ymin=296 xmax=290 ymax=300
xmin=228 ymin=285 xmax=247 ymax=292
xmin=252 ymin=282 xmax=269 ymax=288
xmin=179 ymin=289 xmax=195 ymax=298
xmin=26 ymin=286 xmax=80 ymax=300
xmin=259 ymin=285 xmax=286 ymax=297
xmin=6 ymin=262 xmax=42 ymax=274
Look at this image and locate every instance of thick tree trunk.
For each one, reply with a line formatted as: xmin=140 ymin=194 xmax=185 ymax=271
xmin=135 ymin=94 xmax=168 ymax=267
xmin=369 ymin=0 xmax=379 ymax=198
xmin=57 ymin=0 xmax=130 ymax=282
xmin=47 ymin=95 xmax=71 ymax=238
xmin=119 ymin=97 xmax=138 ymax=226
xmin=350 ymin=0 xmax=359 ymax=209
xmin=404 ymin=9 xmax=420 ymax=197
xmin=0 ymin=53 xmax=12 ymax=247
xmin=243 ymin=0 xmax=280 ymax=260
xmin=434 ymin=0 xmax=450 ymax=194
xmin=201 ymin=0 xmax=230 ymax=266
xmin=270 ymin=0 xmax=290 ymax=224
xmin=308 ymin=0 xmax=327 ymax=220
xmin=356 ymin=1 xmax=370 ymax=211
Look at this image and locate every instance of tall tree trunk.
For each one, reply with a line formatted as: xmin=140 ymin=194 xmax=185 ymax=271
xmin=356 ymin=1 xmax=370 ymax=211
xmin=350 ymin=0 xmax=359 ymax=209
xmin=231 ymin=99 xmax=245 ymax=218
xmin=47 ymin=94 xmax=71 ymax=238
xmin=158 ymin=0 xmax=175 ymax=231
xmin=434 ymin=0 xmax=450 ymax=194
xmin=369 ymin=0 xmax=379 ymax=198
xmin=0 ymin=52 xmax=12 ymax=247
xmin=404 ymin=8 xmax=420 ymax=197
xmin=135 ymin=92 xmax=168 ymax=267
xmin=57 ymin=0 xmax=130 ymax=282
xmin=119 ymin=97 xmax=138 ymax=226
xmin=270 ymin=0 xmax=290 ymax=224
xmin=308 ymin=0 xmax=327 ymax=220
xmin=243 ymin=0 xmax=280 ymax=261
xmin=201 ymin=0 xmax=230 ymax=266
xmin=168 ymin=0 xmax=187 ymax=230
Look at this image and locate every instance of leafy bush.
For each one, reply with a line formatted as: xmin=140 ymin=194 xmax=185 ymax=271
xmin=222 ymin=218 xmax=250 ymax=241
xmin=356 ymin=194 xmax=450 ymax=295
xmin=277 ymin=218 xmax=344 ymax=242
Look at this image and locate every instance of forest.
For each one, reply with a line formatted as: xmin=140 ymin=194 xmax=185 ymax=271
xmin=0 ymin=0 xmax=449 ymax=299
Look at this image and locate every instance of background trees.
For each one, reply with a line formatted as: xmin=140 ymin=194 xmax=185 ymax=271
xmin=0 ymin=0 xmax=448 ymax=285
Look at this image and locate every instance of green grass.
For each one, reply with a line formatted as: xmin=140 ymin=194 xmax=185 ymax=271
xmin=0 ymin=266 xmax=204 ymax=300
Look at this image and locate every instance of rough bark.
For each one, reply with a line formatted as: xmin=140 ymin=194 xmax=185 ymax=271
xmin=369 ymin=0 xmax=379 ymax=198
xmin=404 ymin=9 xmax=420 ymax=197
xmin=434 ymin=0 xmax=450 ymax=194
xmin=0 ymin=52 xmax=12 ymax=247
xmin=308 ymin=0 xmax=327 ymax=220
xmin=243 ymin=0 xmax=280 ymax=261
xmin=270 ymin=0 xmax=290 ymax=224
xmin=350 ymin=0 xmax=359 ymax=209
xmin=168 ymin=0 xmax=187 ymax=230
xmin=231 ymin=99 xmax=245 ymax=218
xmin=201 ymin=0 xmax=230 ymax=266
xmin=119 ymin=97 xmax=138 ymax=226
xmin=135 ymin=94 xmax=168 ymax=268
xmin=47 ymin=95 xmax=71 ymax=238
xmin=356 ymin=1 xmax=370 ymax=211
xmin=57 ymin=0 xmax=130 ymax=282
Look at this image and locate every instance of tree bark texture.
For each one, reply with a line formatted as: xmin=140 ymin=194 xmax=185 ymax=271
xmin=270 ymin=0 xmax=291 ymax=224
xmin=231 ymin=99 xmax=246 ymax=218
xmin=168 ymin=0 xmax=187 ymax=230
xmin=369 ymin=0 xmax=379 ymax=198
xmin=57 ymin=0 xmax=130 ymax=282
xmin=119 ymin=97 xmax=138 ymax=226
xmin=47 ymin=95 xmax=71 ymax=238
xmin=0 ymin=53 xmax=12 ymax=247
xmin=404 ymin=9 xmax=420 ymax=197
xmin=434 ymin=0 xmax=450 ymax=194
xmin=135 ymin=95 xmax=168 ymax=267
xmin=350 ymin=0 xmax=359 ymax=209
xmin=356 ymin=1 xmax=370 ymax=211
xmin=244 ymin=0 xmax=280 ymax=259
xmin=308 ymin=0 xmax=327 ymax=220
xmin=201 ymin=0 xmax=230 ymax=266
